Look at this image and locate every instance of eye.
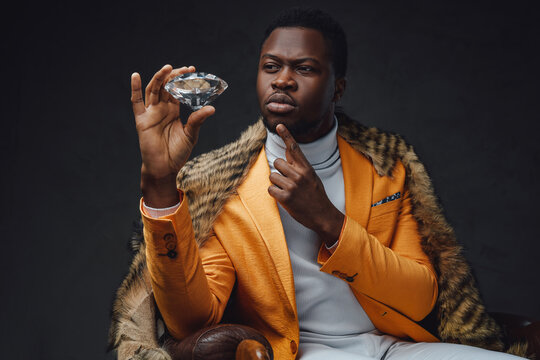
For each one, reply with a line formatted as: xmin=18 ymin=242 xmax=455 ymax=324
xmin=296 ymin=65 xmax=314 ymax=74
xmin=263 ymin=63 xmax=280 ymax=72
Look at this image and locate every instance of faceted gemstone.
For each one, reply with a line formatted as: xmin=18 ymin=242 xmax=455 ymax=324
xmin=165 ymin=72 xmax=228 ymax=110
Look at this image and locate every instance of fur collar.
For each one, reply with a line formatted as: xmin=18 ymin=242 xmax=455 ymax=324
xmin=109 ymin=113 xmax=527 ymax=358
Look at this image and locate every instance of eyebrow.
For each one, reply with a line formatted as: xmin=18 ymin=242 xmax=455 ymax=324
xmin=261 ymin=53 xmax=321 ymax=65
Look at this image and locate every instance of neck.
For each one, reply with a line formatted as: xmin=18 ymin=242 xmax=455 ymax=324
xmin=295 ymin=106 xmax=336 ymax=143
xmin=265 ymin=116 xmax=338 ymax=167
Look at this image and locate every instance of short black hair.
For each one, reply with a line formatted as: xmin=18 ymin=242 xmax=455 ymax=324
xmin=261 ymin=7 xmax=348 ymax=79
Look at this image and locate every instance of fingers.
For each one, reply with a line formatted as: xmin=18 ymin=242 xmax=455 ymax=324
xmin=184 ymin=105 xmax=215 ymax=144
xmin=273 ymin=158 xmax=300 ymax=180
xmin=268 ymin=171 xmax=296 ymax=202
xmin=186 ymin=105 xmax=215 ymax=128
xmin=269 ymin=171 xmax=295 ymax=190
xmin=167 ymin=99 xmax=180 ymax=119
xmin=267 ymin=174 xmax=296 ymax=203
xmin=142 ymin=65 xmax=197 ymax=107
xmin=276 ymin=124 xmax=309 ymax=165
xmin=163 ymin=65 xmax=196 ymax=103
xmin=131 ymin=72 xmax=145 ymax=116
xmin=167 ymin=65 xmax=196 ymax=82
xmin=145 ymin=64 xmax=172 ymax=106
xmin=267 ymin=184 xmax=287 ymax=202
xmin=160 ymin=86 xmax=172 ymax=104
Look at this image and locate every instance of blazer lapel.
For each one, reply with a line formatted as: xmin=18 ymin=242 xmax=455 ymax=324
xmin=236 ymin=148 xmax=297 ymax=317
xmin=338 ymin=136 xmax=374 ymax=227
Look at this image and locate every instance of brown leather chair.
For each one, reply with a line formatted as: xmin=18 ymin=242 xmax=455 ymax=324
xmin=162 ymin=324 xmax=273 ymax=360
xmin=157 ymin=313 xmax=539 ymax=360
xmin=491 ymin=312 xmax=540 ymax=359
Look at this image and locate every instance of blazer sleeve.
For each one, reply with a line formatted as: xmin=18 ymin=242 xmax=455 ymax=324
xmin=317 ymin=184 xmax=438 ymax=322
xmin=141 ymin=190 xmax=236 ymax=340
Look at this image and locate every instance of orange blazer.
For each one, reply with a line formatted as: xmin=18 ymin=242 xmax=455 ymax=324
xmin=142 ymin=136 xmax=439 ymax=360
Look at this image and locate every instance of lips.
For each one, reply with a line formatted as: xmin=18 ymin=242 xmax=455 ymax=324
xmin=265 ymin=93 xmax=296 ymax=114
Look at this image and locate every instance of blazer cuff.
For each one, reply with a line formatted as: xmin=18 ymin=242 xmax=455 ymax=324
xmin=139 ymin=189 xmax=193 ymax=251
xmin=317 ymin=216 xmax=348 ymax=263
xmin=317 ymin=215 xmax=370 ymax=273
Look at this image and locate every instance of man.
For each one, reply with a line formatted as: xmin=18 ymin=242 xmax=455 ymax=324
xmin=109 ymin=8 xmax=527 ymax=360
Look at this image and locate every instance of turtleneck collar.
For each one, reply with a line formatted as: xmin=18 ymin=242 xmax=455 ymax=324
xmin=265 ymin=117 xmax=339 ymax=170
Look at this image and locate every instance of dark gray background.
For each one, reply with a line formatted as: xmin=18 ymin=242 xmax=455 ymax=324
xmin=2 ymin=0 xmax=539 ymax=358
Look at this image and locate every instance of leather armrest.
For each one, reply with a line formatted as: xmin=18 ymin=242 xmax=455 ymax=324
xmin=490 ymin=312 xmax=540 ymax=358
xmin=162 ymin=324 xmax=273 ymax=360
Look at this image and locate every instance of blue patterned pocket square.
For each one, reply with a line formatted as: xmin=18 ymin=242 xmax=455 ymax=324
xmin=372 ymin=192 xmax=401 ymax=207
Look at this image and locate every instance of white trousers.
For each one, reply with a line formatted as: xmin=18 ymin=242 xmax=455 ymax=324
xmin=298 ymin=331 xmax=525 ymax=360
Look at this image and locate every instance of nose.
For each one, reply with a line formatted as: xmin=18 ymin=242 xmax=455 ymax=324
xmin=271 ymin=67 xmax=297 ymax=91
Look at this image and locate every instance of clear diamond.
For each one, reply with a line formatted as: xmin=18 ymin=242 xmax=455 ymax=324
xmin=165 ymin=72 xmax=228 ymax=110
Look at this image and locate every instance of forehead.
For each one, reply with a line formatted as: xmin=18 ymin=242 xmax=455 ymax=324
xmin=260 ymin=27 xmax=331 ymax=63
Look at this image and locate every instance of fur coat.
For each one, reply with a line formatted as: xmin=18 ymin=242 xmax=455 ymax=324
xmin=108 ymin=112 xmax=528 ymax=359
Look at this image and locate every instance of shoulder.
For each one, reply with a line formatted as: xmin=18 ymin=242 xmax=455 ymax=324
xmin=336 ymin=111 xmax=416 ymax=180
xmin=177 ymin=119 xmax=266 ymax=192
xmin=176 ymin=119 xmax=266 ymax=246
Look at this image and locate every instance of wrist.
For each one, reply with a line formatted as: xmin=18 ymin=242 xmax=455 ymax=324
xmin=141 ymin=170 xmax=179 ymax=208
xmin=318 ymin=209 xmax=345 ymax=247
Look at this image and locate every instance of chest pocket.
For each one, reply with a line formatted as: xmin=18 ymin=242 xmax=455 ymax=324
xmin=366 ymin=195 xmax=402 ymax=247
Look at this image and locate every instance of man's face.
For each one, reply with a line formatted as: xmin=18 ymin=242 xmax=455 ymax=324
xmin=256 ymin=27 xmax=341 ymax=143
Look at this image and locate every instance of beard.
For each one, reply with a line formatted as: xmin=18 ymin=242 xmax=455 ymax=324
xmin=262 ymin=109 xmax=335 ymax=143
xmin=262 ymin=116 xmax=318 ymax=139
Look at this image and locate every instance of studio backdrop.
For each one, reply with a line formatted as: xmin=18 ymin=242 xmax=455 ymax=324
xmin=1 ymin=1 xmax=538 ymax=359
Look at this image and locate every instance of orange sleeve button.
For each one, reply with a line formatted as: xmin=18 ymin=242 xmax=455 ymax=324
xmin=290 ymin=339 xmax=298 ymax=354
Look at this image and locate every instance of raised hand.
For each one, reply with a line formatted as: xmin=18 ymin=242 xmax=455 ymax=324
xmin=131 ymin=65 xmax=215 ymax=207
xmin=268 ymin=124 xmax=345 ymax=246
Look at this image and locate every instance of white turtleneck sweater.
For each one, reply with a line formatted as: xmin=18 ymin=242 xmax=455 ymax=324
xmin=265 ymin=119 xmax=375 ymax=337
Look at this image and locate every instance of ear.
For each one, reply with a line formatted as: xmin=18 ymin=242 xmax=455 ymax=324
xmin=333 ymin=77 xmax=347 ymax=102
